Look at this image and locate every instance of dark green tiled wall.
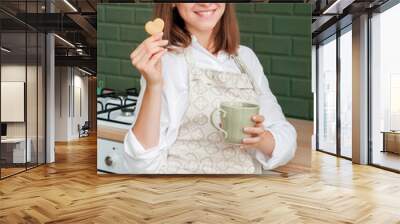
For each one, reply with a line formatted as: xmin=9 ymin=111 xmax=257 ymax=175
xmin=98 ymin=3 xmax=312 ymax=120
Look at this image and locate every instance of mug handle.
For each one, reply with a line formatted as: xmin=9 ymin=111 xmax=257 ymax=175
xmin=210 ymin=108 xmax=228 ymax=139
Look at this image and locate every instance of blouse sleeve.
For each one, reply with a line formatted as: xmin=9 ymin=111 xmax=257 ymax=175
xmin=122 ymin=76 xmax=168 ymax=173
xmin=240 ymin=46 xmax=297 ymax=170
xmin=122 ymin=53 xmax=188 ymax=173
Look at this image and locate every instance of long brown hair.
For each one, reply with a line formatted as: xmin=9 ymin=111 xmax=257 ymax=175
xmin=154 ymin=3 xmax=240 ymax=55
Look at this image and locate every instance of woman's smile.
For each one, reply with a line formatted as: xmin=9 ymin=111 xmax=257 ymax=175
xmin=193 ymin=8 xmax=217 ymax=18
xmin=176 ymin=3 xmax=225 ymax=33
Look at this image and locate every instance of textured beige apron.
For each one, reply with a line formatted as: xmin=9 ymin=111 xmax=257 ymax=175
xmin=160 ymin=48 xmax=263 ymax=174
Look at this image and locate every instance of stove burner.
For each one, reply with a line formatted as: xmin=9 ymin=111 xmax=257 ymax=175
xmin=121 ymin=107 xmax=135 ymax=117
xmin=97 ymin=87 xmax=140 ymax=125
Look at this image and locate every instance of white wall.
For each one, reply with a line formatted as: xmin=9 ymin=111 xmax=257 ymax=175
xmin=54 ymin=66 xmax=69 ymax=141
xmin=1 ymin=65 xmax=26 ymax=139
xmin=54 ymin=66 xmax=89 ymax=141
xmin=1 ymin=65 xmax=26 ymax=81
xmin=1 ymin=65 xmax=40 ymax=138
xmin=70 ymin=72 xmax=89 ymax=139
xmin=1 ymin=66 xmax=26 ymax=127
xmin=1 ymin=64 xmax=46 ymax=164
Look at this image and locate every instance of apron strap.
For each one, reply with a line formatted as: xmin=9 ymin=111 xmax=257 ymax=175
xmin=232 ymin=55 xmax=263 ymax=95
xmin=183 ymin=48 xmax=195 ymax=71
xmin=184 ymin=47 xmax=263 ymax=95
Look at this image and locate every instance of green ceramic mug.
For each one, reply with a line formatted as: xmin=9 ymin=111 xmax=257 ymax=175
xmin=210 ymin=102 xmax=260 ymax=144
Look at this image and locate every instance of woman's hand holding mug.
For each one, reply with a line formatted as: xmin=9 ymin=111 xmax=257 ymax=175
xmin=130 ymin=32 xmax=168 ymax=88
xmin=241 ymin=115 xmax=275 ymax=157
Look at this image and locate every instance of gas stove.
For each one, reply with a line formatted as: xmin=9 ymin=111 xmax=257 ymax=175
xmin=97 ymin=88 xmax=139 ymax=126
xmin=97 ymin=88 xmax=139 ymax=174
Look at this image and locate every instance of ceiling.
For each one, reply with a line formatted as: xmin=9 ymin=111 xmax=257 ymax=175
xmin=1 ymin=32 xmax=45 ymax=64
xmin=310 ymin=0 xmax=390 ymax=43
xmin=0 ymin=0 xmax=98 ymax=73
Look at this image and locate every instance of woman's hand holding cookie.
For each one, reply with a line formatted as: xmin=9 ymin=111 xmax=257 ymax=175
xmin=130 ymin=30 xmax=168 ymax=88
xmin=241 ymin=115 xmax=275 ymax=156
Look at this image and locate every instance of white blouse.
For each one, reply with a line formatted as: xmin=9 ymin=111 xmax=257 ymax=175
xmin=123 ymin=36 xmax=297 ymax=173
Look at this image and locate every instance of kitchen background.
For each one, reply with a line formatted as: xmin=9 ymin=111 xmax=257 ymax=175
xmin=1 ymin=0 xmax=399 ymax=178
xmin=96 ymin=3 xmax=312 ymax=174
xmin=97 ymin=3 xmax=313 ymax=120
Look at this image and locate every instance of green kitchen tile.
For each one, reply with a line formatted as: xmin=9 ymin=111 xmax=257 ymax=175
xmin=257 ymin=54 xmax=272 ymax=75
xmin=98 ymin=57 xmax=120 ymax=75
xmin=134 ymin=8 xmax=153 ymax=25
xmin=272 ymin=57 xmax=310 ymax=78
xmin=254 ymin=35 xmax=291 ymax=55
xmin=106 ymin=41 xmax=136 ymax=59
xmin=120 ymin=25 xmax=148 ymax=42
xmin=105 ymin=6 xmax=134 ymax=24
xmin=240 ymin=34 xmax=253 ymax=49
xmin=277 ymin=97 xmax=310 ymax=119
xmin=120 ymin=59 xmax=141 ymax=77
xmin=255 ymin=3 xmax=293 ymax=15
xmin=293 ymin=4 xmax=311 ymax=15
xmin=291 ymin=78 xmax=312 ymax=98
xmin=272 ymin=16 xmax=310 ymax=37
xmin=132 ymin=3 xmax=153 ymax=8
xmin=97 ymin=5 xmax=105 ymax=22
xmin=106 ymin=75 xmax=140 ymax=90
xmin=98 ymin=23 xmax=119 ymax=40
xmin=97 ymin=40 xmax=105 ymax=57
xmin=235 ymin=3 xmax=254 ymax=12
xmin=237 ymin=14 xmax=272 ymax=34
xmin=268 ymin=75 xmax=291 ymax=96
xmin=293 ymin=38 xmax=311 ymax=56
xmin=98 ymin=4 xmax=313 ymax=121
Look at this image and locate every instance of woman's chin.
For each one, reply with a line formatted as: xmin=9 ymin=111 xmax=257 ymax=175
xmin=196 ymin=24 xmax=218 ymax=33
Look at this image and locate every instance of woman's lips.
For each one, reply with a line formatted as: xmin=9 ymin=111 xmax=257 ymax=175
xmin=193 ymin=9 xmax=216 ymax=18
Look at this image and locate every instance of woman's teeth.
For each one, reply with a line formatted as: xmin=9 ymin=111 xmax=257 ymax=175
xmin=195 ymin=9 xmax=215 ymax=17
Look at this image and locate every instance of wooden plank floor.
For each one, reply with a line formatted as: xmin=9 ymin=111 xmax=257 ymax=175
xmin=1 ymin=135 xmax=400 ymax=224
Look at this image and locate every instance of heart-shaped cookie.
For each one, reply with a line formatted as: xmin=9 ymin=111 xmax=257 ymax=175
xmin=145 ymin=18 xmax=165 ymax=35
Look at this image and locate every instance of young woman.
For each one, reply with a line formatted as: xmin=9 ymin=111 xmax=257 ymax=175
xmin=123 ymin=3 xmax=297 ymax=174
